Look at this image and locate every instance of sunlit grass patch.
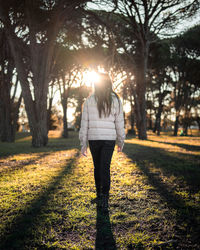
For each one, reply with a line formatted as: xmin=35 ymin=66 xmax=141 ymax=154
xmin=0 ymin=147 xmax=79 ymax=246
xmin=122 ymin=134 xmax=200 ymax=249
xmin=0 ymin=131 xmax=200 ymax=249
xmin=117 ymin=231 xmax=155 ymax=249
xmin=126 ymin=134 xmax=200 ymax=156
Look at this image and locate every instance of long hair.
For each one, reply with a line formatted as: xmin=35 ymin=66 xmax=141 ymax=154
xmin=94 ymin=73 xmax=119 ymax=118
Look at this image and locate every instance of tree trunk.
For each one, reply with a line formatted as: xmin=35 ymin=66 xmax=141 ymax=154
xmin=59 ymin=73 xmax=70 ymax=138
xmin=183 ymin=117 xmax=189 ymax=136
xmin=14 ymin=68 xmax=49 ymax=147
xmin=18 ymin=75 xmax=48 ymax=147
xmin=157 ymin=117 xmax=161 ymax=136
xmin=153 ymin=115 xmax=161 ymax=135
xmin=0 ymin=84 xmax=12 ymax=142
xmin=47 ymin=80 xmax=56 ymax=130
xmin=174 ymin=115 xmax=179 ymax=136
xmin=135 ymin=72 xmax=147 ymax=139
xmin=75 ymin=90 xmax=85 ymax=130
xmin=26 ymin=89 xmax=48 ymax=147
xmin=153 ymin=88 xmax=163 ymax=136
xmin=31 ymin=120 xmax=48 ymax=147
xmin=62 ymin=99 xmax=68 ymax=138
xmin=6 ymin=27 xmax=50 ymax=147
xmin=0 ymin=61 xmax=22 ymax=142
xmin=0 ymin=94 xmax=22 ymax=142
xmin=183 ymin=124 xmax=188 ymax=136
xmin=149 ymin=112 xmax=153 ymax=130
xmin=130 ymin=111 xmax=135 ymax=132
xmin=135 ymin=43 xmax=148 ymax=140
xmin=47 ymin=97 xmax=53 ymax=131
xmin=154 ymin=108 xmax=162 ymax=136
xmin=153 ymin=115 xmax=158 ymax=133
xmin=13 ymin=94 xmax=23 ymax=138
xmin=0 ymin=104 xmax=13 ymax=142
xmin=137 ymin=96 xmax=147 ymax=139
xmin=130 ymin=99 xmax=136 ymax=134
xmin=196 ymin=117 xmax=200 ymax=131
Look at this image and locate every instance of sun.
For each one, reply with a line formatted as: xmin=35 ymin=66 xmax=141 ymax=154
xmin=83 ymin=70 xmax=100 ymax=87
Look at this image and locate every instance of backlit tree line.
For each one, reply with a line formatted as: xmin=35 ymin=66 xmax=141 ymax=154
xmin=0 ymin=0 xmax=199 ymax=147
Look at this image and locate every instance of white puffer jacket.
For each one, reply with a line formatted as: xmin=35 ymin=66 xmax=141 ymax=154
xmin=79 ymin=93 xmax=125 ymax=149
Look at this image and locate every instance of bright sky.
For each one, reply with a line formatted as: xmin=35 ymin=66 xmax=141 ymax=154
xmin=87 ymin=1 xmax=200 ymax=35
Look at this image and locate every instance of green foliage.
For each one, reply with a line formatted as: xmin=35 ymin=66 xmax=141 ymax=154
xmin=179 ymin=25 xmax=200 ymax=57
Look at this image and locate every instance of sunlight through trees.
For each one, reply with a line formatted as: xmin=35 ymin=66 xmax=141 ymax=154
xmin=0 ymin=0 xmax=199 ymax=146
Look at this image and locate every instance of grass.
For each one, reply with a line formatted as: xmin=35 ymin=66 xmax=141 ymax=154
xmin=0 ymin=131 xmax=200 ymax=249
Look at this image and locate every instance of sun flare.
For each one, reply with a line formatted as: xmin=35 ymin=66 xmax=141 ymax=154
xmin=83 ymin=70 xmax=100 ymax=87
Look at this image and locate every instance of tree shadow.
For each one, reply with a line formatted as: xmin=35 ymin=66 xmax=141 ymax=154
xmin=0 ymin=152 xmax=51 ymax=176
xmin=95 ymin=205 xmax=117 ymax=250
xmin=123 ymin=142 xmax=200 ymax=248
xmin=148 ymin=139 xmax=200 ymax=152
xmin=124 ymin=142 xmax=200 ymax=190
xmin=0 ymin=152 xmax=79 ymax=250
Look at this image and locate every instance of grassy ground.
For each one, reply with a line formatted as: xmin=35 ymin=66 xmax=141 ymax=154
xmin=0 ymin=131 xmax=200 ymax=249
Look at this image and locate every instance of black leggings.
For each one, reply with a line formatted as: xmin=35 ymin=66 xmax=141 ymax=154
xmin=89 ymin=140 xmax=115 ymax=195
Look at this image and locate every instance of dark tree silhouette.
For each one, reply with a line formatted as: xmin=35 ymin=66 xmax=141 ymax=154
xmin=0 ymin=0 xmax=89 ymax=147
xmin=92 ymin=0 xmax=200 ymax=139
xmin=0 ymin=30 xmax=22 ymax=142
xmin=169 ymin=26 xmax=200 ymax=135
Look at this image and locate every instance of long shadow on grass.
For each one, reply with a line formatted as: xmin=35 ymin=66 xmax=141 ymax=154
xmin=124 ymin=142 xmax=200 ymax=248
xmin=0 ymin=152 xmax=51 ymax=176
xmin=148 ymin=139 xmax=200 ymax=152
xmin=96 ymin=205 xmax=117 ymax=250
xmin=124 ymin=142 xmax=200 ymax=190
xmin=0 ymin=152 xmax=79 ymax=250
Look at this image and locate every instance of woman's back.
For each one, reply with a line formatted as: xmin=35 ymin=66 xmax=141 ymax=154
xmin=87 ymin=93 xmax=121 ymax=139
xmin=79 ymin=92 xmax=125 ymax=148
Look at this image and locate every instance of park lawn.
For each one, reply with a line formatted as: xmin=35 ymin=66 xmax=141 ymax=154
xmin=0 ymin=131 xmax=200 ymax=249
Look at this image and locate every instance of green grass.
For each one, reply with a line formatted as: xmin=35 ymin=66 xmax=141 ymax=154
xmin=0 ymin=131 xmax=200 ymax=249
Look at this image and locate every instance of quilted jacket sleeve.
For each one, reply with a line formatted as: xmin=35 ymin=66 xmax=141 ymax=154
xmin=79 ymin=99 xmax=89 ymax=148
xmin=115 ymin=99 xmax=126 ymax=150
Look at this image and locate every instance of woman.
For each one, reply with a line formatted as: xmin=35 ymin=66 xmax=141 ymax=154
xmin=79 ymin=73 xmax=125 ymax=209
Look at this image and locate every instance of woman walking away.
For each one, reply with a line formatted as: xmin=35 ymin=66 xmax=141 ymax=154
xmin=79 ymin=73 xmax=125 ymax=210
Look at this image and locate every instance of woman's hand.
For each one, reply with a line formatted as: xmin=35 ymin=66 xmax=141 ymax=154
xmin=81 ymin=146 xmax=87 ymax=157
xmin=117 ymin=145 xmax=122 ymax=152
